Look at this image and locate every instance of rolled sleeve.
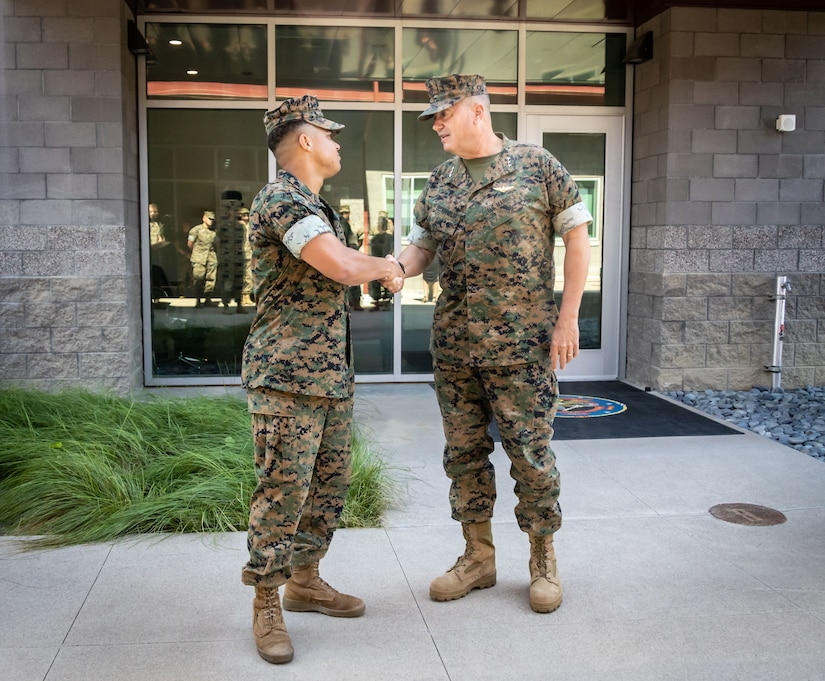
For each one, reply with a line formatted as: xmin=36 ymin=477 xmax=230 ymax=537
xmin=552 ymin=202 xmax=593 ymax=235
xmin=283 ymin=214 xmax=333 ymax=258
xmin=408 ymin=223 xmax=438 ymax=252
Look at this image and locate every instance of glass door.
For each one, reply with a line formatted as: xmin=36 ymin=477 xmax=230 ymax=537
xmin=525 ymin=114 xmax=625 ymax=380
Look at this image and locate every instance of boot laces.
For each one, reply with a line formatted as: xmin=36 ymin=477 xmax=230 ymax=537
xmin=297 ymin=567 xmax=338 ymax=596
xmin=313 ymin=574 xmax=336 ymax=595
xmin=532 ymin=537 xmax=548 ymax=573
xmin=449 ymin=533 xmax=479 ymax=572
xmin=259 ymin=590 xmax=286 ymax=632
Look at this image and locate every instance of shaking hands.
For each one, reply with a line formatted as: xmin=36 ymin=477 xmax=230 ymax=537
xmin=380 ymin=255 xmax=406 ymax=294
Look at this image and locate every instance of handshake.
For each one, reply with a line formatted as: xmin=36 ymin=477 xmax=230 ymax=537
xmin=379 ymin=254 xmax=406 ymax=294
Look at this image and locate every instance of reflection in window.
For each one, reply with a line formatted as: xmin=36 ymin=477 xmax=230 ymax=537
xmin=526 ymin=0 xmax=628 ymax=22
xmin=525 ymin=32 xmax=626 ymax=106
xmin=400 ymin=0 xmax=517 ymax=18
xmin=275 ymin=26 xmax=394 ymax=102
xmin=399 ymin=111 xmax=518 ymax=374
xmin=147 ymin=110 xmax=268 ymax=377
xmin=271 ymin=0 xmax=394 ymax=15
xmin=142 ymin=0 xmax=269 ymax=12
xmin=139 ymin=0 xmax=626 ymax=20
xmin=145 ymin=23 xmax=267 ymax=100
xmin=402 ymin=28 xmax=517 ymax=104
xmin=319 ymin=111 xmax=396 ymax=374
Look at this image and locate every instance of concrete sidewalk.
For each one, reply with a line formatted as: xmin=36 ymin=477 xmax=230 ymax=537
xmin=3 ymin=383 xmax=825 ymax=681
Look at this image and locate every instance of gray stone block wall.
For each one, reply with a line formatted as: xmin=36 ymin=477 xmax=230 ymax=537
xmin=0 ymin=0 xmax=142 ymax=394
xmin=628 ymin=7 xmax=825 ymax=391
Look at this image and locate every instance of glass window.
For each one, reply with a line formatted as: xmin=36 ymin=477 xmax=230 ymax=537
xmin=136 ymin=0 xmax=520 ymax=18
xmin=275 ymin=26 xmax=394 ymax=102
xmin=145 ymin=23 xmax=268 ymax=100
xmin=141 ymin=0 xmax=270 ymax=12
xmin=320 ymin=111 xmax=395 ymax=374
xmin=402 ymin=28 xmax=518 ymax=104
xmin=270 ymin=0 xmax=394 ymax=16
xmin=141 ymin=17 xmax=629 ymax=385
xmin=399 ymin=111 xmax=517 ymax=374
xmin=525 ymin=31 xmax=626 ymax=106
xmin=147 ymin=109 xmax=268 ymax=378
xmin=401 ymin=0 xmax=517 ymax=18
xmin=526 ymin=0 xmax=629 ymax=22
xmin=147 ymin=109 xmax=397 ymax=377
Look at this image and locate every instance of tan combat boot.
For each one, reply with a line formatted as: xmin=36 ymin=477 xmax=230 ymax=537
xmin=282 ymin=563 xmax=365 ymax=617
xmin=252 ymin=586 xmax=294 ymax=664
xmin=528 ymin=533 xmax=562 ymax=613
xmin=430 ymin=520 xmax=496 ymax=601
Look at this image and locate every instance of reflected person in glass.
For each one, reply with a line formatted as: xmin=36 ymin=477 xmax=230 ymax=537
xmin=188 ymin=210 xmax=218 ymax=308
xmin=394 ymin=74 xmax=592 ymax=614
xmin=240 ymin=94 xmax=404 ymax=665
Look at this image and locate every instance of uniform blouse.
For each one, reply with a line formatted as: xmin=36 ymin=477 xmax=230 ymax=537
xmin=242 ymin=170 xmax=353 ymax=401
xmin=410 ymin=135 xmax=593 ymax=367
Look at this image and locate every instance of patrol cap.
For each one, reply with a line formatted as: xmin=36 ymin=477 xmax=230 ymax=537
xmin=239 ymin=207 xmax=250 ymax=215
xmin=263 ymin=95 xmax=344 ymax=135
xmin=204 ymin=210 xmax=215 ymax=219
xmin=418 ymin=74 xmax=487 ymax=120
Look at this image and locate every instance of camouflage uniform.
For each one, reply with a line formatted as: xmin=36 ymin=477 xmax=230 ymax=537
xmin=149 ymin=218 xmax=165 ymax=246
xmin=188 ymin=218 xmax=218 ymax=296
xmin=241 ymin=168 xmax=354 ymax=588
xmin=409 ymin=134 xmax=593 ymax=535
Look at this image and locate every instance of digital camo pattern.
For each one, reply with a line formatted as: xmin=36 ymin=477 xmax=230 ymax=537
xmin=242 ymin=169 xmax=354 ymax=399
xmin=411 ymin=134 xmax=591 ymax=367
xmin=242 ymin=392 xmax=353 ymax=587
xmin=434 ymin=360 xmax=562 ymax=534
xmin=263 ymin=94 xmax=344 ymax=135
xmin=419 ymin=73 xmax=487 ymax=120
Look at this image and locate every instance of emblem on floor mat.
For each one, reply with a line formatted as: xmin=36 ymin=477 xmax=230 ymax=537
xmin=557 ymin=395 xmax=627 ymax=418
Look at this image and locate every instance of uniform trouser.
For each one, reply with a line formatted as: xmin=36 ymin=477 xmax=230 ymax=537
xmin=192 ymin=257 xmax=217 ymax=295
xmin=241 ymin=392 xmax=353 ymax=588
xmin=433 ymin=360 xmax=562 ymax=535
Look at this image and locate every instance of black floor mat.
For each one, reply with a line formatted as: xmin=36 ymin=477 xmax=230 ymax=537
xmin=432 ymin=380 xmax=741 ymax=441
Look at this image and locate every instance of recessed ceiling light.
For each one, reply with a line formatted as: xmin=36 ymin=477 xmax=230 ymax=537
xmin=169 ymin=39 xmax=183 ymax=46
xmin=186 ymin=70 xmax=198 ymax=75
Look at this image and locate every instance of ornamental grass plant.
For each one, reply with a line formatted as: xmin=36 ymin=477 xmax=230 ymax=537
xmin=0 ymin=387 xmax=395 ymax=549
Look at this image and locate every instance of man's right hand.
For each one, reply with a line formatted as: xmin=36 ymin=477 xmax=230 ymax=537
xmin=380 ymin=255 xmax=405 ymax=293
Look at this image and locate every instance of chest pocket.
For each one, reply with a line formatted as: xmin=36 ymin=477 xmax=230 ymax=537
xmin=428 ymin=204 xmax=464 ymax=244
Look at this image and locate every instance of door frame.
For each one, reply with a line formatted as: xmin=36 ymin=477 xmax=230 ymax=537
xmin=524 ymin=112 xmax=628 ymax=381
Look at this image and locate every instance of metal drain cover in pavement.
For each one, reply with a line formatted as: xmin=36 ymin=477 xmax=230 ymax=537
xmin=709 ymin=503 xmax=786 ymax=526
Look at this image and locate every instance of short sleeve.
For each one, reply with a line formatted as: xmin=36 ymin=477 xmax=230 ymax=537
xmin=253 ymin=183 xmax=332 ymax=259
xmin=553 ymin=202 xmax=593 ymax=235
xmin=283 ymin=214 xmax=334 ymax=258
xmin=544 ymin=152 xmax=593 ymax=236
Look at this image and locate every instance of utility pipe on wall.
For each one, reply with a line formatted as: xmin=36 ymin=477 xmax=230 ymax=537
xmin=765 ymin=275 xmax=792 ymax=390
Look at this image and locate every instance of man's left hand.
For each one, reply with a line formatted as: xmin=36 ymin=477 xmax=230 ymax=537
xmin=550 ymin=316 xmax=580 ymax=371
